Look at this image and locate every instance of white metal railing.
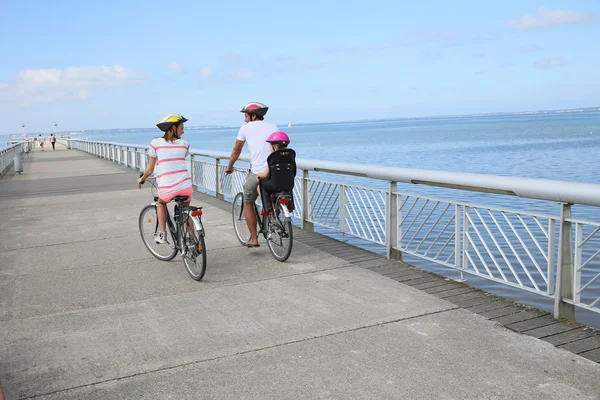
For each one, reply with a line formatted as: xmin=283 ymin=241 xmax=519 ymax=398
xmin=0 ymin=142 xmax=27 ymax=174
xmin=68 ymin=139 xmax=600 ymax=321
xmin=56 ymin=138 xmax=71 ymax=147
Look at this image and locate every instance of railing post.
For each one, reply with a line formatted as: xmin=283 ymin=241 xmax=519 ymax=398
xmin=190 ymin=154 xmax=195 ymax=188
xmin=554 ymin=203 xmax=575 ymax=320
xmin=301 ymin=169 xmax=314 ymax=232
xmin=215 ymin=158 xmax=224 ymax=200
xmin=548 ymin=219 xmax=557 ymax=296
xmin=386 ymin=181 xmax=401 ymax=260
xmin=339 ymin=184 xmax=348 ymax=242
xmin=455 ymin=204 xmax=462 ymax=279
xmin=461 ymin=205 xmax=470 ymax=281
xmin=573 ymin=222 xmax=583 ymax=304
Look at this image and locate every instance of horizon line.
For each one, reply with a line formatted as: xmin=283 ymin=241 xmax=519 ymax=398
xmin=5 ymin=106 xmax=599 ymax=135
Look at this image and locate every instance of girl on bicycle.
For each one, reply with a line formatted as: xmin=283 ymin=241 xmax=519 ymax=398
xmin=256 ymin=131 xmax=296 ymax=214
xmin=138 ymin=114 xmax=192 ymax=244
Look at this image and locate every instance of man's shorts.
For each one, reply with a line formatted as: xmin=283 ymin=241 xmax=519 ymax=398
xmin=243 ymin=171 xmax=259 ymax=203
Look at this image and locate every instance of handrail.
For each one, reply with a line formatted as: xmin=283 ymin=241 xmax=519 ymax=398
xmin=68 ymin=139 xmax=600 ymax=207
xmin=68 ymin=138 xmax=600 ymax=321
xmin=0 ymin=142 xmax=26 ymax=174
xmin=1 ymin=142 xmax=23 ymax=152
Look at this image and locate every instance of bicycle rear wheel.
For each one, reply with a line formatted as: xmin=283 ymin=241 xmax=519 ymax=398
xmin=266 ymin=208 xmax=293 ymax=262
xmin=182 ymin=216 xmax=207 ymax=281
xmin=139 ymin=204 xmax=178 ymax=261
xmin=232 ymin=192 xmax=252 ymax=245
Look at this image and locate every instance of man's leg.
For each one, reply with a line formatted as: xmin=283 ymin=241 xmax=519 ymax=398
xmin=243 ymin=172 xmax=260 ymax=247
xmin=244 ymin=202 xmax=258 ymax=245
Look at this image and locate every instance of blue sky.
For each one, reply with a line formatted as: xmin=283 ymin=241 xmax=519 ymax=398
xmin=1 ymin=0 xmax=598 ymax=133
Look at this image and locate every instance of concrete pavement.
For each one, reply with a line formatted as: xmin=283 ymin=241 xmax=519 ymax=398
xmin=1 ymin=145 xmax=600 ymax=399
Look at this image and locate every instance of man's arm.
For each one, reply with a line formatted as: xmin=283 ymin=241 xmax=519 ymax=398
xmin=225 ymin=140 xmax=244 ymax=174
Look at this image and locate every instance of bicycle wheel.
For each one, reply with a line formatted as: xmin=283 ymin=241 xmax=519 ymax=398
xmin=182 ymin=217 xmax=207 ymax=281
xmin=232 ymin=192 xmax=252 ymax=245
xmin=266 ymin=209 xmax=293 ymax=262
xmin=139 ymin=204 xmax=178 ymax=261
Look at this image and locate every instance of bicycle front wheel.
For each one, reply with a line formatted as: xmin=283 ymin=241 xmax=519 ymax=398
xmin=139 ymin=204 xmax=178 ymax=261
xmin=266 ymin=212 xmax=293 ymax=262
xmin=232 ymin=192 xmax=252 ymax=245
xmin=182 ymin=218 xmax=207 ymax=281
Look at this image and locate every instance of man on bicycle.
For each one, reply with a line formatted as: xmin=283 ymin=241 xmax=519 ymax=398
xmin=225 ymin=102 xmax=278 ymax=248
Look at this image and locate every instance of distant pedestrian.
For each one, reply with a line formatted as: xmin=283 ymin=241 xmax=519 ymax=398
xmin=50 ymin=134 xmax=57 ymax=150
xmin=39 ymin=134 xmax=44 ymax=151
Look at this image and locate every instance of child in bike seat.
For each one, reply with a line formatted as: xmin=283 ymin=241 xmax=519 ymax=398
xmin=256 ymin=131 xmax=296 ymax=214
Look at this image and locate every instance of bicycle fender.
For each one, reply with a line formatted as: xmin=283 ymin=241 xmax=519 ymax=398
xmin=281 ymin=204 xmax=291 ymax=220
xmin=189 ymin=214 xmax=204 ymax=233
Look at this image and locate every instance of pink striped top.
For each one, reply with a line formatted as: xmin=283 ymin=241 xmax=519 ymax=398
xmin=148 ymin=138 xmax=192 ymax=196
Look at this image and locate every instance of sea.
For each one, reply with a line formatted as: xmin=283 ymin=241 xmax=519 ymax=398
xmin=4 ymin=110 xmax=600 ymax=325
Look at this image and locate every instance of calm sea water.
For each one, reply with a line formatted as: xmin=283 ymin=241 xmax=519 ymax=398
xmin=85 ymin=111 xmax=600 ymax=216
xmin=86 ymin=111 xmax=599 ymax=182
xmin=6 ymin=111 xmax=600 ymax=325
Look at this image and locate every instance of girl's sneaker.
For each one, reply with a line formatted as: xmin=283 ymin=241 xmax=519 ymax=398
xmin=154 ymin=231 xmax=167 ymax=244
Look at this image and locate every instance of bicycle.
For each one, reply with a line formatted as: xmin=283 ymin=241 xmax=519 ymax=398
xmin=138 ymin=175 xmax=207 ymax=280
xmin=232 ymin=178 xmax=294 ymax=262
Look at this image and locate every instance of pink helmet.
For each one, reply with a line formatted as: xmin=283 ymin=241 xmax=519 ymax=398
xmin=266 ymin=131 xmax=290 ymax=145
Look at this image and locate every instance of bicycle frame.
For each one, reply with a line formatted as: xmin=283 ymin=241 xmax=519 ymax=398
xmin=250 ymin=192 xmax=292 ymax=233
xmin=153 ymin=200 xmax=203 ymax=250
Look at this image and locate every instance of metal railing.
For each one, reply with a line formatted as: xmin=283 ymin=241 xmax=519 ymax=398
xmin=68 ymin=139 xmax=600 ymax=321
xmin=0 ymin=142 xmax=27 ymax=175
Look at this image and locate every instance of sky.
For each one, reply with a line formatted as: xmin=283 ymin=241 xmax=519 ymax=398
xmin=1 ymin=0 xmax=599 ymax=133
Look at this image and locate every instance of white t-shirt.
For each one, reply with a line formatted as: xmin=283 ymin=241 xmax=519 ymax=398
xmin=236 ymin=120 xmax=278 ymax=173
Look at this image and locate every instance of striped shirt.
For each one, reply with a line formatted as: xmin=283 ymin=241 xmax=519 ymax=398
xmin=148 ymin=138 xmax=192 ymax=196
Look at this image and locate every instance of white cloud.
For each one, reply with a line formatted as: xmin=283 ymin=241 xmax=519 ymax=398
xmin=166 ymin=62 xmax=186 ymax=76
xmin=0 ymin=65 xmax=146 ymax=107
xmin=519 ymin=45 xmax=543 ymax=53
xmin=507 ymin=8 xmax=596 ymax=30
xmin=196 ymin=55 xmax=319 ymax=88
xmin=534 ymin=57 xmax=566 ymax=69
xmin=410 ymin=32 xmax=459 ymax=42
xmin=198 ymin=67 xmax=214 ymax=79
xmin=234 ymin=70 xmax=261 ymax=82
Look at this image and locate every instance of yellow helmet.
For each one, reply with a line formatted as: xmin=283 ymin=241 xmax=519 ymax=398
xmin=157 ymin=113 xmax=188 ymax=132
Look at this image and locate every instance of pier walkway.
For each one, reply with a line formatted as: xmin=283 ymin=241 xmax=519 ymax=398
xmin=1 ymin=145 xmax=600 ymax=399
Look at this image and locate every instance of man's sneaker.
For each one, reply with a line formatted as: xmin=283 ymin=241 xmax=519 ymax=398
xmin=154 ymin=231 xmax=167 ymax=244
